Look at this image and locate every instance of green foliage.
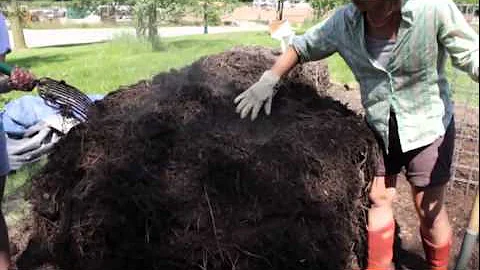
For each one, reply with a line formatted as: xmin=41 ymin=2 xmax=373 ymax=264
xmin=68 ymin=0 xmax=135 ymax=10
xmin=67 ymin=0 xmax=135 ymax=21
xmin=455 ymin=0 xmax=479 ymax=4
xmin=308 ymin=0 xmax=349 ymax=19
xmin=2 ymin=0 xmax=28 ymax=18
xmin=188 ymin=0 xmax=238 ymax=33
xmin=134 ymin=0 xmax=190 ymax=48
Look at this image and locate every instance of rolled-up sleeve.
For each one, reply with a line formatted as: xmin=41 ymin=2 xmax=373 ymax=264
xmin=290 ymin=12 xmax=339 ymax=63
xmin=437 ymin=0 xmax=479 ymax=82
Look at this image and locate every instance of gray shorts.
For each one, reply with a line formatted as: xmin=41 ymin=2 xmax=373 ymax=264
xmin=0 ymin=121 xmax=9 ymax=176
xmin=374 ymin=113 xmax=455 ymax=188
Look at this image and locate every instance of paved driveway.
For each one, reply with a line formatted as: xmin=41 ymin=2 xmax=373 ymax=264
xmin=8 ymin=23 xmax=268 ymax=48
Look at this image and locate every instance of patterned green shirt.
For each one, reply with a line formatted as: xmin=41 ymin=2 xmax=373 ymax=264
xmin=291 ymin=0 xmax=479 ymax=152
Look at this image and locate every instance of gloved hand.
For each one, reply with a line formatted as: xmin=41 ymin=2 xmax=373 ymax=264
xmin=234 ymin=70 xmax=280 ymax=121
xmin=9 ymin=67 xmax=36 ymax=91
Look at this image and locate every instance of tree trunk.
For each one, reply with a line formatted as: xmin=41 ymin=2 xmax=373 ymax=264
xmin=315 ymin=9 xmax=321 ymax=20
xmin=147 ymin=1 xmax=159 ymax=49
xmin=10 ymin=0 xmax=27 ymax=50
xmin=203 ymin=2 xmax=208 ymax=34
xmin=276 ymin=0 xmax=284 ymax=20
xmin=134 ymin=2 xmax=146 ymax=38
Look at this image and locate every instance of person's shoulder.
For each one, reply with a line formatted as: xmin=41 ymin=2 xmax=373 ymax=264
xmin=333 ymin=3 xmax=357 ymax=18
xmin=327 ymin=3 xmax=360 ymax=25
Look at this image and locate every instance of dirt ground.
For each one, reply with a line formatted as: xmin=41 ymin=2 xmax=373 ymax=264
xmin=327 ymin=83 xmax=479 ymax=270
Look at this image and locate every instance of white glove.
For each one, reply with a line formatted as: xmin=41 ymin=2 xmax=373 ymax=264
xmin=234 ymin=70 xmax=280 ymax=121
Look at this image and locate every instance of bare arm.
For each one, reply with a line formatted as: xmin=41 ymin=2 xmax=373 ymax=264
xmin=270 ymin=46 xmax=299 ymax=78
xmin=234 ymin=9 xmax=340 ymax=121
xmin=437 ymin=0 xmax=479 ymax=82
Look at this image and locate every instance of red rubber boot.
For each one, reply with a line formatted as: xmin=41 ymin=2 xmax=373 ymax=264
xmin=366 ymin=221 xmax=395 ymax=270
xmin=421 ymin=229 xmax=451 ymax=270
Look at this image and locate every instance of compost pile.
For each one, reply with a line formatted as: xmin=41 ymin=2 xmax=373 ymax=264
xmin=19 ymin=47 xmax=379 ymax=270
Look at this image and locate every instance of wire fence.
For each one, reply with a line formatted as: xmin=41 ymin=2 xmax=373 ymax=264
xmin=448 ymin=2 xmax=479 ymax=195
xmin=449 ymin=65 xmax=479 ymax=195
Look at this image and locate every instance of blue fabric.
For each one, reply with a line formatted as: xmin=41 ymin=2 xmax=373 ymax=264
xmin=0 ymin=122 xmax=9 ymax=175
xmin=2 ymin=94 xmax=104 ymax=136
xmin=0 ymin=12 xmax=11 ymax=55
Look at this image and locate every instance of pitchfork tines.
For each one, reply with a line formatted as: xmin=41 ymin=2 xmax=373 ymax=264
xmin=36 ymin=77 xmax=93 ymax=122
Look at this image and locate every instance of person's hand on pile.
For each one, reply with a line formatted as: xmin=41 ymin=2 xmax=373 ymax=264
xmin=234 ymin=70 xmax=280 ymax=121
xmin=9 ymin=67 xmax=36 ymax=91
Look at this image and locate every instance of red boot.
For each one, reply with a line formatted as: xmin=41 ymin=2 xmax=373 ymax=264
xmin=421 ymin=229 xmax=451 ymax=270
xmin=366 ymin=221 xmax=395 ymax=270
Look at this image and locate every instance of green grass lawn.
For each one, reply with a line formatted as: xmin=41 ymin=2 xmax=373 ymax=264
xmin=2 ymin=31 xmax=478 ymax=199
xmin=2 ymin=32 xmax=279 ymax=107
xmin=3 ymin=31 xmax=355 ymax=107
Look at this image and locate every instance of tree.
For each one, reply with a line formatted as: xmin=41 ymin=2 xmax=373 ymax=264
xmin=309 ymin=0 xmax=348 ymax=19
xmin=71 ymin=0 xmax=135 ymax=21
xmin=72 ymin=0 xmax=187 ymax=48
xmin=6 ymin=0 xmax=28 ymax=50
xmin=276 ymin=0 xmax=284 ymax=20
xmin=134 ymin=0 xmax=188 ymax=48
xmin=191 ymin=0 xmax=236 ymax=34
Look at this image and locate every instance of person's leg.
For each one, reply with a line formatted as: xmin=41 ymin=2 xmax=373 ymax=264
xmin=369 ymin=175 xmax=397 ymax=230
xmin=0 ymin=127 xmax=10 ymax=270
xmin=0 ymin=174 xmax=9 ymax=270
xmin=406 ymin=120 xmax=455 ymax=270
xmin=367 ymin=175 xmax=397 ymax=270
xmin=366 ymin=113 xmax=403 ymax=270
xmin=412 ymin=184 xmax=451 ymax=270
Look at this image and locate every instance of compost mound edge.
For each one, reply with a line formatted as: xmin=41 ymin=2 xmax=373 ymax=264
xmin=19 ymin=47 xmax=379 ymax=270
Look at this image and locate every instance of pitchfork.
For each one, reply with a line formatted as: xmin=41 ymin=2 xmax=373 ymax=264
xmin=0 ymin=62 xmax=93 ymax=122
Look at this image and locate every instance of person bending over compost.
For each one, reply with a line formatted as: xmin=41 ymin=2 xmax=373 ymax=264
xmin=234 ymin=0 xmax=478 ymax=269
xmin=0 ymin=12 xmax=36 ymax=269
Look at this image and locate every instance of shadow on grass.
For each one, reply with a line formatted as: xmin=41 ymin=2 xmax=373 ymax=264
xmin=7 ymin=55 xmax=70 ymax=70
xmin=8 ymin=43 xmax=102 ymax=70
xmin=166 ymin=38 xmax=236 ymax=51
xmin=29 ymin=41 xmax=108 ymax=50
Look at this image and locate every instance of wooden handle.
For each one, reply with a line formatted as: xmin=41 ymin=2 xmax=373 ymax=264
xmin=467 ymin=189 xmax=479 ymax=234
